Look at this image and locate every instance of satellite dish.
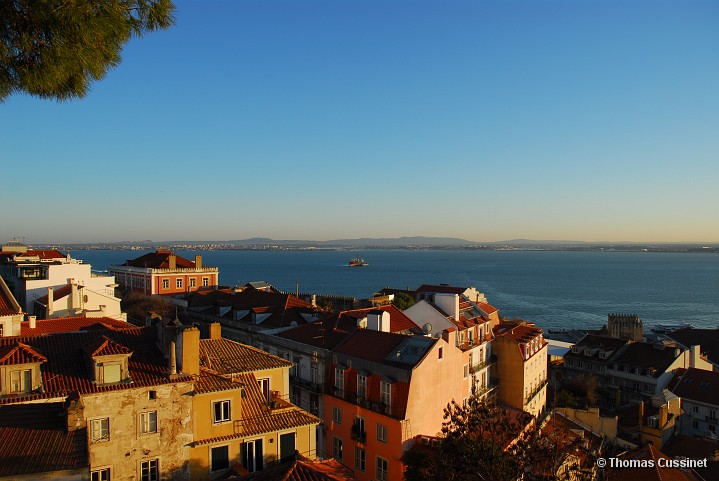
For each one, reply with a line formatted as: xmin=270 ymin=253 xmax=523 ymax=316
xmin=422 ymin=323 xmax=433 ymax=335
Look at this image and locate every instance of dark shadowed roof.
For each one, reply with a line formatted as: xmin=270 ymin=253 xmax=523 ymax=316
xmin=416 ymin=284 xmax=467 ymax=294
xmin=668 ymin=368 xmax=719 ymax=406
xmin=19 ymin=316 xmax=136 ymax=336
xmin=0 ymin=327 xmax=192 ymax=404
xmin=334 ymin=329 xmax=433 ymax=368
xmin=122 ymin=249 xmax=198 ymax=268
xmin=667 ymin=327 xmax=719 ymax=365
xmin=610 ymin=444 xmax=692 ymax=481
xmin=0 ymin=402 xmax=87 ymax=477
xmin=611 ymin=343 xmax=679 ymax=377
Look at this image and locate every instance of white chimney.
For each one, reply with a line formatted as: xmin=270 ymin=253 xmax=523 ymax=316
xmin=46 ymin=287 xmax=54 ymax=316
xmin=169 ymin=340 xmax=177 ymax=375
xmin=690 ymin=345 xmax=701 ymax=368
xmin=367 ymin=310 xmax=390 ymax=333
xmin=435 ymin=293 xmax=460 ymax=321
xmin=28 ymin=316 xmax=36 ymax=329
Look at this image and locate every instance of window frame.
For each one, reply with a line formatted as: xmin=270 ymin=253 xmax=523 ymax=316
xmin=376 ymin=423 xmax=387 ymax=443
xmin=355 ymin=446 xmax=366 ymax=472
xmin=335 ymin=367 xmax=344 ymax=397
xmin=161 ymin=278 xmax=169 ymax=290
xmin=332 ymin=436 xmax=343 ymax=462
xmin=376 ymin=456 xmax=389 ymax=481
xmin=91 ymin=467 xmax=111 ymax=481
xmin=212 ymin=399 xmax=231 ymax=424
xmin=140 ymin=459 xmax=159 ymax=481
xmin=380 ymin=381 xmax=391 ymax=407
xmin=139 ymin=410 xmax=158 ymax=435
xmin=210 ymin=444 xmax=230 ymax=472
xmin=10 ymin=368 xmax=32 ymax=392
xmin=176 ymin=278 xmax=183 ymax=289
xmin=90 ymin=417 xmax=110 ymax=443
xmin=332 ymin=406 xmax=342 ymax=424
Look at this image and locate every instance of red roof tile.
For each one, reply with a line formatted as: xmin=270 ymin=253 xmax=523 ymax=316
xmin=24 ymin=249 xmax=67 ymax=260
xmin=19 ymin=316 xmax=136 ymax=336
xmin=82 ymin=335 xmax=133 ymax=357
xmin=0 ymin=342 xmax=47 ymax=365
xmin=494 ymin=324 xmax=543 ymax=343
xmin=236 ymin=457 xmax=357 ymax=481
xmin=668 ymin=368 xmax=719 ymax=406
xmin=0 ymin=277 xmax=22 ymax=316
xmin=0 ymin=402 xmax=87 ymax=477
xmin=477 ymin=302 xmax=498 ymax=314
xmin=122 ymin=250 xmax=198 ymax=268
xmin=199 ymin=338 xmax=292 ymax=375
xmin=0 ymin=327 xmax=192 ymax=404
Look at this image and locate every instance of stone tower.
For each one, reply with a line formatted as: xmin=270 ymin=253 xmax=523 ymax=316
xmin=607 ymin=313 xmax=643 ymax=341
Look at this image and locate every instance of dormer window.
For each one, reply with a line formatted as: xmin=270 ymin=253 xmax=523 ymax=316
xmin=572 ymin=346 xmax=580 ymax=353
xmin=0 ymin=342 xmax=47 ymax=396
xmin=82 ymin=336 xmax=133 ymax=385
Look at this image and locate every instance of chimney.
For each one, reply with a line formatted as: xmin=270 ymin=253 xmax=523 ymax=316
xmin=176 ymin=327 xmax=200 ymax=376
xmin=690 ymin=345 xmax=701 ymax=368
xmin=168 ymin=340 xmax=177 ymax=377
xmin=195 ymin=254 xmax=202 ymax=269
xmin=442 ymin=327 xmax=457 ymax=346
xmin=311 ymin=294 xmax=317 ymax=307
xmin=64 ymin=392 xmax=85 ymax=432
xmin=28 ymin=315 xmax=37 ymax=329
xmin=435 ymin=293 xmax=460 ymax=321
xmin=46 ymin=287 xmax=54 ymax=316
xmin=71 ymin=281 xmax=80 ymax=310
xmin=209 ymin=322 xmax=222 ymax=340
xmin=367 ymin=310 xmax=390 ymax=332
xmin=659 ymin=403 xmax=669 ymax=428
xmin=169 ymin=254 xmax=177 ymax=270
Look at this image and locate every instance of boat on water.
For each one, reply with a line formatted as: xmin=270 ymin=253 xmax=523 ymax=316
xmin=349 ymin=257 xmax=368 ymax=267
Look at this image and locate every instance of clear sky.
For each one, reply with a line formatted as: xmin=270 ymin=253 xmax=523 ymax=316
xmin=2 ymin=0 xmax=718 ymax=244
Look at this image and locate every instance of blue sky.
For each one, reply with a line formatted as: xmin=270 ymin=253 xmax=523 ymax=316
xmin=2 ymin=0 xmax=717 ymax=243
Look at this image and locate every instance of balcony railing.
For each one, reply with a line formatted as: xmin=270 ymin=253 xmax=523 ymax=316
xmin=469 ymin=355 xmax=497 ymax=374
xmin=350 ymin=424 xmax=367 ymax=443
xmin=290 ymin=375 xmax=324 ymax=393
xmin=525 ymin=379 xmax=549 ymax=404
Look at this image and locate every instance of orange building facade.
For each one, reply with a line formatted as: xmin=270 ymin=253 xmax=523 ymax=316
xmin=109 ymin=249 xmax=219 ymax=296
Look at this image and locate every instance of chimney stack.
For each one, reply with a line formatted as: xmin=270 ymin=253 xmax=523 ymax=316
xmin=209 ymin=322 xmax=222 ymax=340
xmin=690 ymin=345 xmax=701 ymax=368
xmin=442 ymin=327 xmax=457 ymax=346
xmin=28 ymin=316 xmax=36 ymax=329
xmin=47 ymin=287 xmax=54 ymax=316
xmin=435 ymin=293 xmax=460 ymax=322
xmin=169 ymin=254 xmax=177 ymax=270
xmin=169 ymin=340 xmax=177 ymax=377
xmin=195 ymin=254 xmax=202 ymax=269
xmin=367 ymin=310 xmax=390 ymax=332
xmin=177 ymin=327 xmax=200 ymax=376
xmin=71 ymin=281 xmax=80 ymax=310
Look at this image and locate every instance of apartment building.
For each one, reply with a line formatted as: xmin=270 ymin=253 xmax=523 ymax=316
xmin=0 ymin=276 xmax=23 ymax=337
xmin=492 ymin=321 xmax=548 ymax=417
xmin=668 ymin=367 xmax=719 ymax=437
xmin=109 ymin=249 xmax=219 ymax=295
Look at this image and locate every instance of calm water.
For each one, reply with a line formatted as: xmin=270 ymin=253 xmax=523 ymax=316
xmin=76 ymin=249 xmax=719 ymax=331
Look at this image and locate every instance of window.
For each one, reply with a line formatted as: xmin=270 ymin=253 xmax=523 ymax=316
xmin=355 ymin=446 xmax=366 ymax=471
xmin=357 ymin=374 xmax=367 ymax=398
xmin=376 ymin=456 xmax=389 ymax=481
xmin=140 ymin=411 xmax=158 ymax=434
xmin=189 ymin=278 xmax=196 ymax=288
xmin=202 ymin=277 xmax=209 ymax=287
xmin=333 ymin=407 xmax=342 ymax=424
xmin=310 ymin=363 xmax=320 ymax=384
xmin=333 ymin=436 xmax=343 ymax=461
xmin=176 ymin=278 xmax=183 ymax=289
xmin=211 ymin=445 xmax=230 ymax=471
xmin=100 ymin=363 xmax=122 ymax=384
xmin=463 ymin=364 xmax=469 ymax=379
xmin=258 ymin=378 xmax=270 ymax=403
xmin=376 ymin=423 xmax=387 ymax=443
xmin=91 ymin=468 xmax=111 ymax=481
xmin=162 ymin=279 xmax=169 ymax=289
xmin=291 ymin=386 xmax=301 ymax=406
xmin=694 ymin=406 xmax=699 ymax=413
xmin=309 ymin=394 xmax=319 ymax=415
xmin=241 ymin=439 xmax=263 ymax=473
xmin=10 ymin=369 xmax=31 ymax=392
xmin=149 ymin=390 xmax=157 ymax=400
xmin=438 ymin=346 xmax=443 ymax=360
xmin=353 ymin=416 xmax=366 ymax=441
xmin=91 ymin=418 xmax=110 ymax=443
xmin=213 ymin=400 xmax=231 ymax=423
xmin=335 ymin=368 xmax=344 ymax=397
xmin=140 ymin=459 xmax=159 ymax=481
xmin=380 ymin=381 xmax=391 ymax=408
xmin=693 ymin=420 xmax=699 ymax=429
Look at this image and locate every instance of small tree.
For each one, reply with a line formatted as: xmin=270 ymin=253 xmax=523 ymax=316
xmin=0 ymin=0 xmax=175 ymax=101
xmin=392 ymin=292 xmax=415 ymax=310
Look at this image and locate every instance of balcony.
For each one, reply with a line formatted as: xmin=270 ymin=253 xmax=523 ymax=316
xmin=469 ymin=355 xmax=497 ymax=374
xmin=290 ymin=375 xmax=324 ymax=394
xmin=350 ymin=424 xmax=367 ymax=443
xmin=525 ymin=379 xmax=548 ymax=404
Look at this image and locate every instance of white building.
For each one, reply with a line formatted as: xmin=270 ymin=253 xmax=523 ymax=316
xmin=33 ymin=279 xmax=126 ymax=321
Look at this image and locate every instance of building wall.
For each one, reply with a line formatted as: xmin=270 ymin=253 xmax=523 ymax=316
xmin=323 ymin=395 xmax=403 ymax=481
xmin=83 ymin=382 xmax=194 ymax=481
xmin=494 ymin=336 xmax=548 ymax=417
xmin=44 ymin=286 xmax=124 ymax=321
xmin=0 ymin=313 xmax=23 ymax=337
xmin=110 ymin=266 xmax=219 ymax=295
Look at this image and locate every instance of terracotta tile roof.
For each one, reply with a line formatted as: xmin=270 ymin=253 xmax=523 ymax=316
xmin=35 ymin=284 xmax=76 ymax=304
xmin=611 ymin=444 xmax=692 ymax=481
xmin=199 ymin=338 xmax=293 ymax=375
xmin=668 ymin=368 xmax=719 ymax=406
xmin=336 ymin=305 xmax=421 ymax=333
xmin=82 ymin=335 xmax=133 ymax=357
xmin=334 ymin=329 xmax=414 ymax=365
xmin=195 ymin=369 xmax=241 ymax=394
xmin=494 ymin=324 xmax=543 ymax=343
xmin=416 ymin=284 xmax=467 ymax=294
xmin=122 ymin=250 xmax=197 ymax=269
xmin=477 ymin=302 xmax=498 ymax=314
xmin=0 ymin=327 xmax=192 ymax=404
xmin=0 ymin=342 xmax=47 ymax=365
xmin=20 ymin=316 xmax=136 ymax=336
xmin=193 ymin=371 xmax=319 ymax=444
xmin=0 ymin=402 xmax=87 ymax=477
xmin=187 ymin=290 xmax=316 ymax=329
xmin=0 ymin=277 xmax=22 ymax=316
xmin=236 ymin=457 xmax=357 ymax=481
xmin=24 ymin=249 xmax=67 ymax=260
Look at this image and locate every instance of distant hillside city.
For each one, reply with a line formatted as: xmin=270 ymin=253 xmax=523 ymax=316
xmin=1 ymin=240 xmax=718 ymax=481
